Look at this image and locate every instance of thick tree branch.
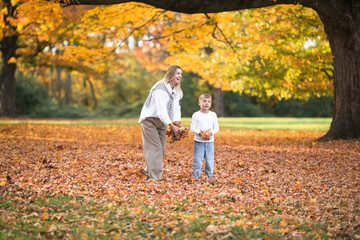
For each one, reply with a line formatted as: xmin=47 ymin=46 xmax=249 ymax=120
xmin=60 ymin=0 xmax=322 ymax=14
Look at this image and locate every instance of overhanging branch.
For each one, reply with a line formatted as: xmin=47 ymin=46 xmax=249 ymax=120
xmin=205 ymin=13 xmax=241 ymax=61
xmin=57 ymin=0 xmax=321 ymax=14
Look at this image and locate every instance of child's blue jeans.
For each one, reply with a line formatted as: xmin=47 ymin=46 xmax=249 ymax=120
xmin=193 ymin=141 xmax=214 ymax=179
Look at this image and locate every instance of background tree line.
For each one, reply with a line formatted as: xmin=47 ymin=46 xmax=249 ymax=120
xmin=14 ymin=62 xmax=332 ymax=119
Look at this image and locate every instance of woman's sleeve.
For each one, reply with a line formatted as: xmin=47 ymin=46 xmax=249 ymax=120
xmin=154 ymin=90 xmax=172 ymax=125
xmin=190 ymin=113 xmax=200 ymax=135
xmin=173 ymin=96 xmax=181 ymax=122
xmin=211 ymin=112 xmax=220 ymax=135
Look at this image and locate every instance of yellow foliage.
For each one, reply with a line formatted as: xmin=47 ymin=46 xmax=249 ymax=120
xmin=2 ymin=0 xmax=333 ymax=102
xmin=8 ymin=57 xmax=16 ymax=64
xmin=1 ymin=7 xmax=8 ymax=15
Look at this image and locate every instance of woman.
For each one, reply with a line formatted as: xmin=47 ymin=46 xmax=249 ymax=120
xmin=138 ymin=65 xmax=183 ymax=181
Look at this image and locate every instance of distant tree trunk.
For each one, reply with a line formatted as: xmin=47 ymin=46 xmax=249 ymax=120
xmin=56 ymin=68 xmax=62 ymax=100
xmin=65 ymin=72 xmax=72 ymax=105
xmin=316 ymin=6 xmax=360 ymax=141
xmin=85 ymin=78 xmax=98 ymax=109
xmin=214 ymin=87 xmax=224 ymax=117
xmin=205 ymin=82 xmax=225 ymax=116
xmin=0 ymin=1 xmax=18 ymax=117
xmin=50 ymin=68 xmax=56 ymax=97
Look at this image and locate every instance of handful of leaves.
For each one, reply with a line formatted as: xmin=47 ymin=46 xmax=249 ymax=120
xmin=200 ymin=129 xmax=212 ymax=140
xmin=167 ymin=121 xmax=189 ymax=143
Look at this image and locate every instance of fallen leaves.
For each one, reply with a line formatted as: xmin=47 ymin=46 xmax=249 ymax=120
xmin=0 ymin=122 xmax=359 ymax=238
xmin=205 ymin=224 xmax=232 ymax=235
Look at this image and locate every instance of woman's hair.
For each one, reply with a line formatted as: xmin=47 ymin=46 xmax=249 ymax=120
xmin=160 ymin=65 xmax=183 ymax=99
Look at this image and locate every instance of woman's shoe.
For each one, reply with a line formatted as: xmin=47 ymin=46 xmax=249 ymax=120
xmin=140 ymin=169 xmax=150 ymax=178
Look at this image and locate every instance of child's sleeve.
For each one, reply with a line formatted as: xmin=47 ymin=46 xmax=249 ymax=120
xmin=211 ymin=112 xmax=219 ymax=135
xmin=190 ymin=113 xmax=200 ymax=135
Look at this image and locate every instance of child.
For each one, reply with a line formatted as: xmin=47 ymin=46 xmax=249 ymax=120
xmin=190 ymin=93 xmax=219 ymax=180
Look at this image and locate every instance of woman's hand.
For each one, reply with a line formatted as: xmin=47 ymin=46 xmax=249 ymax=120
xmin=170 ymin=122 xmax=181 ymax=136
xmin=167 ymin=121 xmax=189 ymax=143
xmin=173 ymin=121 xmax=181 ymax=126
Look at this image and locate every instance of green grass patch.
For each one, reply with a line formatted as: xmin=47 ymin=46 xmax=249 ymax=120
xmin=0 ymin=117 xmax=331 ymax=131
xmin=181 ymin=117 xmax=331 ymax=131
xmin=0 ymin=192 xmax=345 ymax=239
xmin=0 ymin=119 xmax=138 ymax=126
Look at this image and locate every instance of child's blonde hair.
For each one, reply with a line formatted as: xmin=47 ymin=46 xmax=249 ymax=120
xmin=199 ymin=93 xmax=212 ymax=101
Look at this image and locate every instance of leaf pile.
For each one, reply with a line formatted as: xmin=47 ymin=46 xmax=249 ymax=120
xmin=200 ymin=129 xmax=212 ymax=140
xmin=0 ymin=122 xmax=359 ymax=239
xmin=166 ymin=121 xmax=189 ymax=143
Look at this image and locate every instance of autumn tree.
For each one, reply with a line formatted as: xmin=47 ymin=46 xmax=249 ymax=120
xmin=161 ymin=6 xmax=332 ymax=99
xmin=2 ymin=0 xmax=358 ymax=140
xmin=148 ymin=6 xmax=331 ymax=116
xmin=0 ymin=1 xmax=123 ymax=113
xmin=58 ymin=0 xmax=359 ymax=141
xmin=0 ymin=0 xmax=87 ymax=115
xmin=16 ymin=2 xmax=111 ymax=106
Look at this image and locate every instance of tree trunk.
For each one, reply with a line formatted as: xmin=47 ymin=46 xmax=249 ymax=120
xmin=316 ymin=4 xmax=360 ymax=141
xmin=0 ymin=53 xmax=17 ymax=117
xmin=214 ymin=87 xmax=224 ymax=117
xmin=86 ymin=78 xmax=98 ymax=109
xmin=205 ymin=82 xmax=225 ymax=117
xmin=50 ymin=67 xmax=56 ymax=97
xmin=65 ymin=71 xmax=72 ymax=105
xmin=56 ymin=68 xmax=62 ymax=100
xmin=0 ymin=1 xmax=18 ymax=117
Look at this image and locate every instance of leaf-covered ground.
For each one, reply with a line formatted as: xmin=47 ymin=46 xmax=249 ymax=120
xmin=1 ymin=123 xmax=359 ymax=239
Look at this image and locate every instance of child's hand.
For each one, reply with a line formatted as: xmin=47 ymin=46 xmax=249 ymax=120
xmin=200 ymin=129 xmax=212 ymax=140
